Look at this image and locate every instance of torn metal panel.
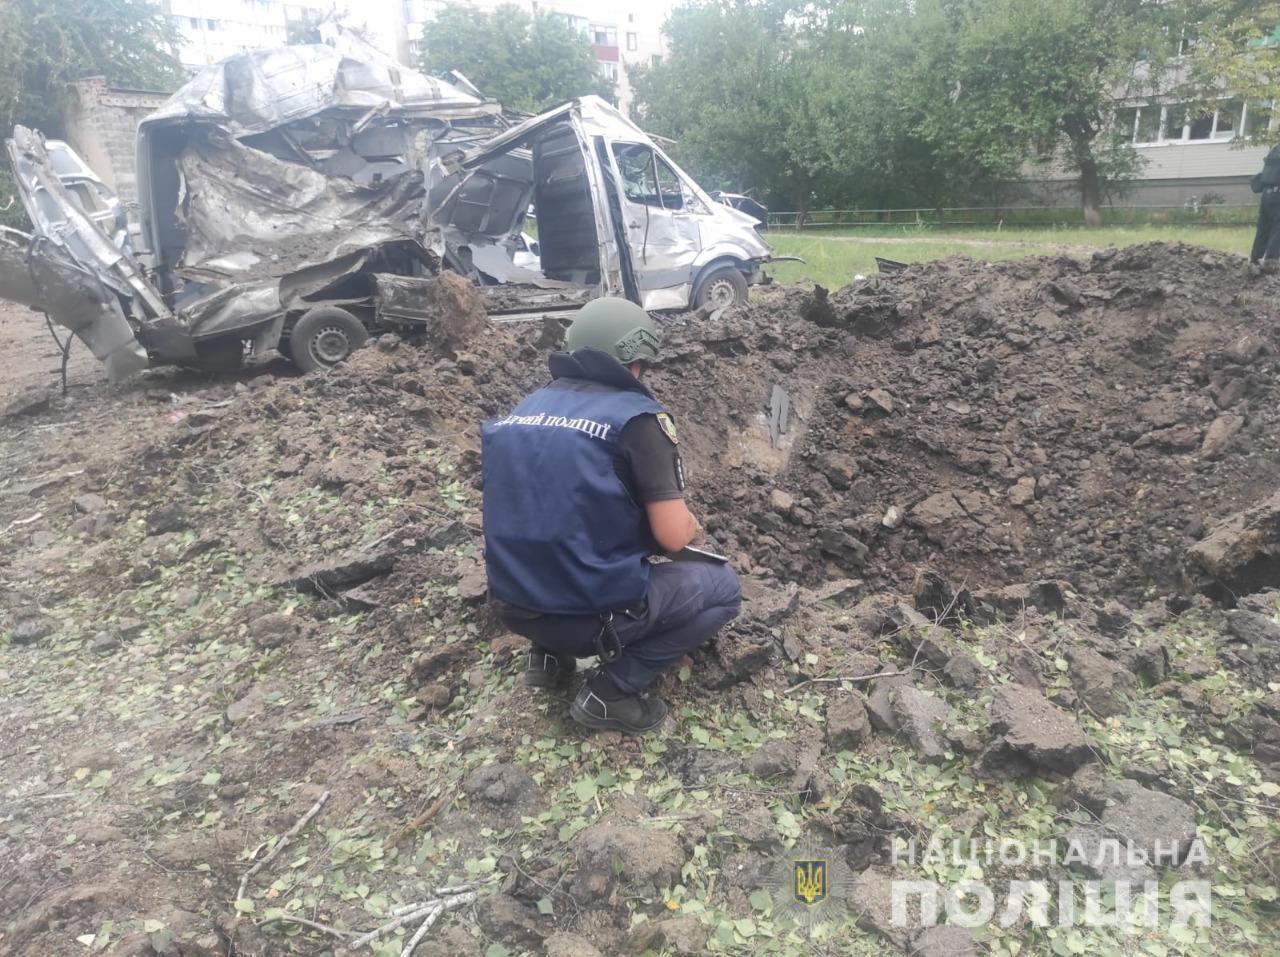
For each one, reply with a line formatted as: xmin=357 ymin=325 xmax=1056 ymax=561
xmin=477 ymin=284 xmax=596 ymax=315
xmin=469 ymin=242 xmax=573 ymax=287
xmin=4 ymin=127 xmax=171 ymax=380
xmin=176 ymin=132 xmax=422 ymax=282
xmin=141 ymin=36 xmax=497 ymax=139
xmin=182 ymin=280 xmax=282 ymax=340
xmin=0 ymin=231 xmax=150 ymax=380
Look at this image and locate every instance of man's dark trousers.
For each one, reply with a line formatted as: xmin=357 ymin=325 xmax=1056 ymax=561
xmin=501 ymin=561 xmax=742 ymax=693
xmin=1252 ymin=189 xmax=1280 ymax=263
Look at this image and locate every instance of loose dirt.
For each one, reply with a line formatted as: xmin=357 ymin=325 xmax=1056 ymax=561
xmin=1 ymin=243 xmax=1277 ymax=957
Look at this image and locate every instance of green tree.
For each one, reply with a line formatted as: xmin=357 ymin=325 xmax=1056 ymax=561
xmin=0 ymin=0 xmax=182 ymax=138
xmin=953 ymin=0 xmax=1179 ymax=225
xmin=1186 ymin=2 xmax=1280 ymax=145
xmin=819 ymin=0 xmax=1027 ymax=211
xmin=632 ymin=0 xmax=854 ymax=224
xmin=417 ymin=4 xmax=612 ymax=111
xmin=0 ymin=0 xmax=181 ymax=230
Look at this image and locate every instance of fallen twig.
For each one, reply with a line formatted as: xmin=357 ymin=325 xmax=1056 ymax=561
xmin=343 ymin=891 xmax=476 ymax=953
xmin=400 ymin=903 xmax=444 ymax=957
xmin=785 ymin=669 xmax=910 ymax=693
xmin=345 ymin=904 xmax=437 ymax=950
xmin=0 ymin=512 xmax=43 ymax=537
xmin=385 ymin=791 xmax=451 ymax=849
xmin=236 ymin=790 xmax=330 ymax=903
xmin=388 ymin=883 xmax=483 ymax=915
xmin=257 ymin=914 xmax=352 ymax=938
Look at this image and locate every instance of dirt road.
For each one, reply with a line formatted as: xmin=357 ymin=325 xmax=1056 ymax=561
xmin=0 ymin=300 xmax=103 ymax=406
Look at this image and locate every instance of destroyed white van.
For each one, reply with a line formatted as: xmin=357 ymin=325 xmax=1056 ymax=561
xmin=0 ymin=40 xmax=775 ymax=382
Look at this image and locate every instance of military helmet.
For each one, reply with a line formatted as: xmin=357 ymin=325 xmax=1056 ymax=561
xmin=564 ymin=297 xmax=660 ymax=364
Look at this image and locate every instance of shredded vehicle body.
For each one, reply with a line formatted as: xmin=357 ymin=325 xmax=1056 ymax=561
xmin=1 ymin=40 xmax=776 ymax=381
xmin=427 ymin=96 xmax=774 ymax=316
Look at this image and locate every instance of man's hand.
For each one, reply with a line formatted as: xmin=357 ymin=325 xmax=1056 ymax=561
xmin=645 ymin=498 xmax=700 ymax=552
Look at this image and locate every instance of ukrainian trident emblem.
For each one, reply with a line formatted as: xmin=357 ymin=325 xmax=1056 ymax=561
xmin=792 ymin=859 xmax=828 ymax=906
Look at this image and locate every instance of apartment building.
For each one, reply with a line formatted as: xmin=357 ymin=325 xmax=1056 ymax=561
xmin=163 ymin=0 xmax=405 ymax=71
xmin=1106 ymin=97 xmax=1273 ymax=205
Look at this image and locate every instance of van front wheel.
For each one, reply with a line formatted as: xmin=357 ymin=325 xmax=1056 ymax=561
xmin=693 ymin=266 xmax=748 ymax=309
xmin=288 ymin=307 xmax=368 ymax=372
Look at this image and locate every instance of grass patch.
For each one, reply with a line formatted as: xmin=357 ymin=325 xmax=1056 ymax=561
xmin=763 ymin=225 xmax=1257 ymax=289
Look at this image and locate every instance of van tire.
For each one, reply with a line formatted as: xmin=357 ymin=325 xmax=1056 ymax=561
xmin=693 ymin=265 xmax=748 ymax=309
xmin=288 ymin=307 xmax=368 ymax=372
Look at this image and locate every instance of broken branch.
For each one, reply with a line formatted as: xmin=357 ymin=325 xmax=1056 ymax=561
xmin=236 ymin=789 xmax=330 ymax=903
xmin=384 ymin=790 xmax=451 ymax=849
xmin=0 ymin=512 xmax=43 ymax=538
xmin=400 ymin=903 xmax=444 ymax=957
xmin=343 ymin=891 xmax=477 ymax=953
xmin=784 ymin=669 xmax=910 ymax=693
xmin=257 ymin=914 xmax=352 ymax=938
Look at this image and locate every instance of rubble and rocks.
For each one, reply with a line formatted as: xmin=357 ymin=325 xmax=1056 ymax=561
xmin=644 ymin=245 xmax=1280 ymax=600
xmin=3 ymin=243 xmax=1280 ymax=955
xmin=1184 ymin=491 xmax=1280 ymax=602
xmin=9 ymin=615 xmax=54 ymax=646
xmin=1066 ymin=767 xmax=1199 ymax=873
xmin=569 ymin=823 xmax=685 ymax=903
xmin=1066 ymin=645 xmax=1135 ymax=717
xmin=462 ymin=762 xmax=537 ymax=806
xmin=888 ymin=686 xmax=951 ymax=763
xmin=625 ymin=916 xmax=708 ymax=956
xmin=826 ymin=690 xmax=872 ymax=750
xmin=984 ymin=685 xmax=1098 ymax=776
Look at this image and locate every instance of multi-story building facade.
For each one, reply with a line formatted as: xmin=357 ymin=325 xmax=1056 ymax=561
xmin=163 ymin=0 xmax=406 ymax=72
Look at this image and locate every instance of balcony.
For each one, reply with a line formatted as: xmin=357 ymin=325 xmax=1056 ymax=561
xmin=592 ymin=44 xmax=619 ymax=63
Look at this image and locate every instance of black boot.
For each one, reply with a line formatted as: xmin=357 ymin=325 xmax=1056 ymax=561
xmin=525 ymin=646 xmax=576 ymax=690
xmin=570 ymin=673 xmax=668 ymax=735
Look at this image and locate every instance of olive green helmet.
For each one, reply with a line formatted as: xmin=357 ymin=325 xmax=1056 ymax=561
xmin=563 ymin=297 xmax=660 ymax=364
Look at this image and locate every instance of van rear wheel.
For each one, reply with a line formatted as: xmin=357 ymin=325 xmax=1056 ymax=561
xmin=693 ymin=266 xmax=748 ymax=309
xmin=288 ymin=306 xmax=368 ymax=372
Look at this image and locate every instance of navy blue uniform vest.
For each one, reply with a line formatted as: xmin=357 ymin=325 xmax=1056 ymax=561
xmin=482 ymin=377 xmax=665 ymax=615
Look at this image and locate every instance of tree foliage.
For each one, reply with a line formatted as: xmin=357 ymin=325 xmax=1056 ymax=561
xmin=630 ymin=0 xmax=848 ymax=219
xmin=950 ymin=0 xmax=1179 ymax=224
xmin=636 ymin=0 xmax=1196 ymax=222
xmin=417 ymin=4 xmax=612 ymax=112
xmin=0 ymin=0 xmax=182 ymax=138
xmin=1187 ymin=1 xmax=1280 ymax=145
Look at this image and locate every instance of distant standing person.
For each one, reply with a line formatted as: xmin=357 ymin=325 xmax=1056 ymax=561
xmin=1250 ymin=143 xmax=1280 ymax=263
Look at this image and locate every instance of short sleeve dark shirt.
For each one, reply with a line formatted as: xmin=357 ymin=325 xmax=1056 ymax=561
xmin=617 ymin=413 xmax=685 ymax=502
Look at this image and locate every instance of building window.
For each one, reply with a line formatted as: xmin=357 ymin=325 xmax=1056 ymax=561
xmin=626 ymin=32 xmax=637 ymax=51
xmin=600 ymin=61 xmax=619 ymax=81
xmin=1162 ymin=105 xmax=1186 ymax=141
xmin=1135 ymin=106 xmax=1159 ymax=143
xmin=1244 ymin=102 xmax=1275 ymax=138
xmin=1212 ymin=100 xmax=1243 ymax=139
xmin=1187 ymin=110 xmax=1214 ymax=140
xmin=206 ymin=18 xmax=218 ymax=30
xmin=1120 ymin=101 xmax=1273 ymax=145
xmin=189 ymin=16 xmax=200 ymax=29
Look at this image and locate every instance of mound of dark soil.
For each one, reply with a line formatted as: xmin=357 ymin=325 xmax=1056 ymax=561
xmin=644 ymin=243 xmax=1280 ymax=599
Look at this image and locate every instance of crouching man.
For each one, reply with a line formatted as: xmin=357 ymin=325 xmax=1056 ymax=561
xmin=481 ymin=298 xmax=742 ymax=735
